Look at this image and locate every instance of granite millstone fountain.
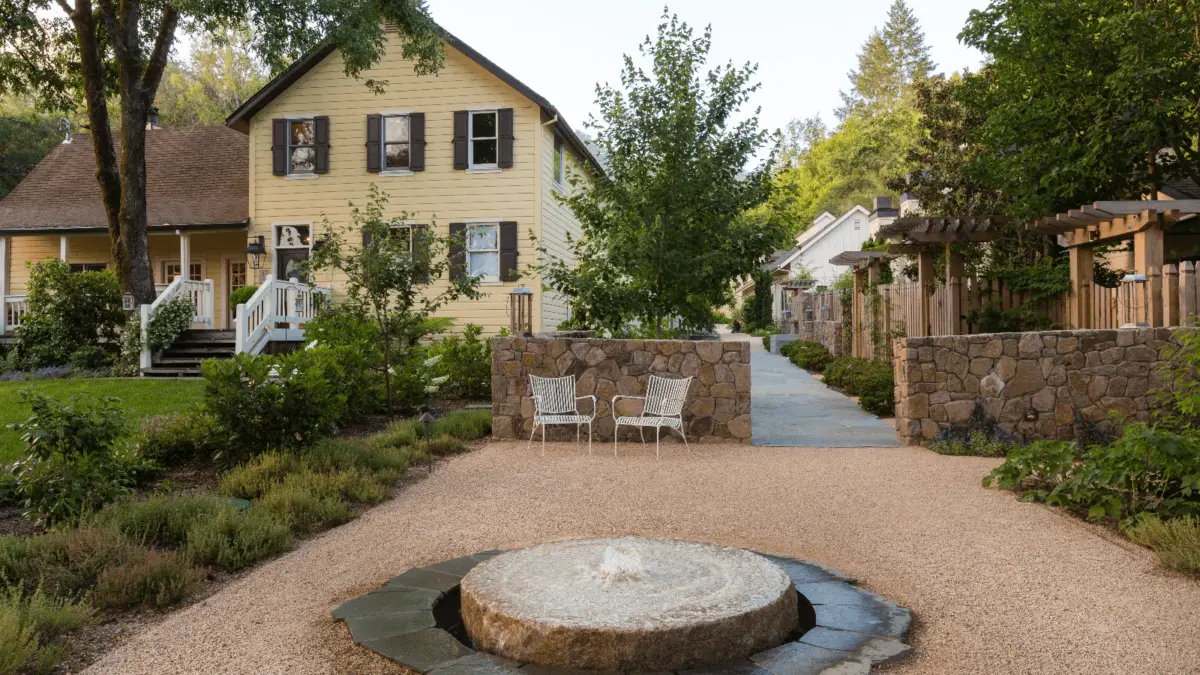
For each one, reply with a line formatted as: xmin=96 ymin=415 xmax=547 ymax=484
xmin=333 ymin=537 xmax=913 ymax=674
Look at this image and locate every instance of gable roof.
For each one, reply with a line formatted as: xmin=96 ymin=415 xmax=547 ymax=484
xmin=0 ymin=126 xmax=248 ymax=234
xmin=796 ymin=212 xmax=836 ymax=246
xmin=778 ymin=205 xmax=870 ymax=269
xmin=225 ymin=26 xmax=604 ymax=176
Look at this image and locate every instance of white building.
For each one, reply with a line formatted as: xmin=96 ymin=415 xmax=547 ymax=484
xmin=777 ymin=204 xmax=872 ymax=287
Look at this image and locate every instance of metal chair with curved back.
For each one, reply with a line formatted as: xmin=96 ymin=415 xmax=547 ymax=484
xmin=611 ymin=375 xmax=693 ymax=459
xmin=527 ymin=374 xmax=597 ymax=456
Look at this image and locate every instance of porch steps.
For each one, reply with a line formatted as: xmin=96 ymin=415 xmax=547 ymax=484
xmin=142 ymin=329 xmax=236 ymax=378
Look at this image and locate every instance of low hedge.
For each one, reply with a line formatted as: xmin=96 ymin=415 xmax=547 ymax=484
xmin=782 ymin=340 xmax=832 ymax=372
xmin=821 ymin=357 xmax=894 ymax=416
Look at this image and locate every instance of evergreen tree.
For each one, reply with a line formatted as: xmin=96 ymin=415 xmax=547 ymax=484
xmin=838 ymin=0 xmax=936 ymax=119
xmin=883 ymin=0 xmax=935 ymax=89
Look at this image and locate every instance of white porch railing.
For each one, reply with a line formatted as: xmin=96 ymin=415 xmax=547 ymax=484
xmin=1 ymin=296 xmax=28 ymax=335
xmin=140 ymin=276 xmax=215 ymax=369
xmin=234 ymin=275 xmax=332 ymax=355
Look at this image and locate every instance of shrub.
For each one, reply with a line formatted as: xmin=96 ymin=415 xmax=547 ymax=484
xmin=145 ymin=297 xmax=195 ymax=352
xmin=229 ymin=285 xmax=258 ymax=308
xmin=133 ymin=412 xmax=224 ymax=467
xmin=93 ymin=551 xmax=202 ymax=610
xmin=428 ymin=324 xmax=491 ymax=400
xmin=89 ymin=495 xmax=232 ymax=549
xmin=433 ymin=408 xmax=492 ymax=440
xmin=0 ymin=584 xmax=94 ymax=675
xmin=201 ymin=349 xmax=351 ymax=463
xmin=15 ymin=260 xmax=124 ymax=368
xmin=218 ymin=452 xmax=301 ymax=500
xmin=785 ymin=340 xmax=832 ymax=372
xmin=8 ymin=392 xmax=136 ymax=523
xmin=0 ymin=604 xmax=36 ymax=675
xmin=253 ymin=483 xmax=353 ymax=535
xmin=820 ymin=357 xmax=894 ymax=416
xmin=1128 ymin=516 xmax=1200 ymax=573
xmin=278 ymin=469 xmax=388 ymax=505
xmin=68 ymin=345 xmax=114 ymax=371
xmin=0 ymin=527 xmax=139 ymax=600
xmin=185 ymin=509 xmax=292 ymax=572
xmin=305 ymin=438 xmax=414 ymax=479
xmin=930 ymin=432 xmax=1014 ymax=457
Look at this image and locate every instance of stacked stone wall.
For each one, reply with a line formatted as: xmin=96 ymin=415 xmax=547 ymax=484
xmin=792 ymin=321 xmax=844 ymax=357
xmin=491 ymin=338 xmax=751 ymax=444
xmin=894 ymin=328 xmax=1177 ymax=445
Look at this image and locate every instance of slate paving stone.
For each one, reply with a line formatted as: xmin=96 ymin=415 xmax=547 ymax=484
xmin=427 ymin=555 xmax=482 ymax=577
xmin=345 ymin=611 xmax=436 ymax=644
xmin=798 ymin=627 xmax=911 ymax=666
xmin=814 ymin=604 xmax=912 ymax=641
xmin=386 ymin=567 xmax=464 ymax=593
xmin=749 ymin=641 xmax=870 ymax=675
xmin=427 ymin=652 xmax=522 ymax=674
xmin=332 ymin=588 xmax=441 ymax=621
xmin=362 ymin=628 xmax=474 ymax=671
xmin=678 ymin=659 xmax=773 ymax=674
xmin=794 ymin=582 xmax=873 ymax=606
xmin=517 ymin=666 xmax=622 ymax=675
xmin=756 ymin=554 xmax=855 ymax=584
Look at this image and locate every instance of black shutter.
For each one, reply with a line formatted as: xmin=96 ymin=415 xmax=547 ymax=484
xmin=448 ymin=222 xmax=466 ymax=280
xmin=409 ymin=113 xmax=425 ymax=171
xmin=314 ymin=116 xmax=330 ymax=174
xmin=499 ymin=221 xmax=519 ymax=281
xmin=366 ymin=114 xmax=381 ymax=173
xmin=453 ymin=111 xmax=468 ymax=170
xmin=271 ymin=119 xmax=287 ymax=175
xmin=412 ymin=223 xmax=430 ymax=283
xmin=498 ymin=108 xmax=514 ymax=169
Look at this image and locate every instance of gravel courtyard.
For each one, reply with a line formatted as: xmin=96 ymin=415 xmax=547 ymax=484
xmin=85 ymin=442 xmax=1200 ymax=675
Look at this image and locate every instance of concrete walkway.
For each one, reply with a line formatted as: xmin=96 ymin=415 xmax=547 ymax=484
xmin=721 ymin=331 xmax=899 ymax=447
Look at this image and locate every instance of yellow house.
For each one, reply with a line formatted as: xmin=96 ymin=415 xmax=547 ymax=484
xmin=0 ymin=27 xmax=600 ymax=371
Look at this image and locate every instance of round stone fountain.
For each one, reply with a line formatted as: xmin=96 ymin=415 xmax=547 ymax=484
xmin=459 ymin=537 xmax=799 ymax=671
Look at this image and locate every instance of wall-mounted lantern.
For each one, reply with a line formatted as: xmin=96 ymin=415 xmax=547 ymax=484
xmin=509 ymin=287 xmax=534 ymax=336
xmin=245 ymin=235 xmax=267 ymax=270
xmin=1119 ymin=273 xmax=1149 ymax=328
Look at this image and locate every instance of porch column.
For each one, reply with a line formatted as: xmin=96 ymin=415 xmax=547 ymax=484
xmin=0 ymin=237 xmax=8 ymax=334
xmin=59 ymin=235 xmax=68 ymax=262
xmin=945 ymin=242 xmax=964 ymax=335
xmin=178 ymin=231 xmax=191 ymax=281
xmin=1068 ymin=245 xmax=1094 ymax=329
xmin=1134 ymin=215 xmax=1164 ymax=326
xmin=917 ymin=249 xmax=935 ymax=337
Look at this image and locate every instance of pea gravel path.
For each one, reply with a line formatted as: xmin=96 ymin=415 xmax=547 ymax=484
xmin=85 ymin=442 xmax=1200 ymax=675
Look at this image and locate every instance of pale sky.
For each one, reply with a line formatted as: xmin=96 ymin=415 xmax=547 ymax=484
xmin=426 ymin=0 xmax=990 ymax=153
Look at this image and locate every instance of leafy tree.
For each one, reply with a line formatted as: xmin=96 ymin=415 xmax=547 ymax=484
xmin=0 ymin=107 xmax=63 ymax=199
xmin=154 ymin=27 xmax=269 ymax=128
xmin=741 ymin=269 xmax=775 ymax=332
xmin=304 ymin=185 xmax=480 ymax=414
xmin=956 ymin=0 xmax=1200 ymax=222
xmin=540 ymin=12 xmax=783 ymax=337
xmin=0 ymin=0 xmax=444 ymax=303
xmin=775 ymin=115 xmax=828 ymax=171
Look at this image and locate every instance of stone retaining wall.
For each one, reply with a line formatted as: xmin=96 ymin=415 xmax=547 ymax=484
xmin=492 ymin=337 xmax=752 ymax=444
xmin=792 ymin=320 xmax=845 ymax=356
xmin=894 ymin=328 xmax=1177 ymax=445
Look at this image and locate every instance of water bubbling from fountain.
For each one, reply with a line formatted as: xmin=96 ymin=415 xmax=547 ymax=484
xmin=595 ymin=543 xmax=643 ymax=583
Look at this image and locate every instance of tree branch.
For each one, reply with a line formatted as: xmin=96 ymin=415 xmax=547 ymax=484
xmin=141 ymin=4 xmax=178 ymax=105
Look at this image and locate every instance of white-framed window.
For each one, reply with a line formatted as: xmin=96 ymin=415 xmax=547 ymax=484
xmin=388 ymin=222 xmax=414 ymax=257
xmin=553 ymin=135 xmax=565 ymax=186
xmin=466 ymin=223 xmax=499 ymax=281
xmin=68 ymin=262 xmax=107 ymax=273
xmin=161 ymin=260 xmax=203 ymax=282
xmin=468 ymin=111 xmax=498 ymax=168
xmin=382 ymin=114 xmax=411 ymax=171
xmin=288 ymin=118 xmax=316 ymax=175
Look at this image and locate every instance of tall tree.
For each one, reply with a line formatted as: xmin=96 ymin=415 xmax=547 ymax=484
xmin=540 ymin=12 xmax=783 ymax=337
xmin=957 ymin=0 xmax=1200 ymax=222
xmin=883 ymin=0 xmax=935 ymax=89
xmin=0 ymin=109 xmax=63 ymax=199
xmin=775 ymin=115 xmax=827 ymax=171
xmin=839 ymin=0 xmax=936 ymax=119
xmin=154 ymin=26 xmax=268 ymax=128
xmin=0 ymin=0 xmax=444 ymax=303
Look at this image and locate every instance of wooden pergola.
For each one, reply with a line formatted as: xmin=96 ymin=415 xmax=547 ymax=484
xmin=1030 ymin=200 xmax=1200 ymax=327
xmin=829 ymin=251 xmax=894 ymax=352
xmin=875 ymin=216 xmax=1007 ymax=336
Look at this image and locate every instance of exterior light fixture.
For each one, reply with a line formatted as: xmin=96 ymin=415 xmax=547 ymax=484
xmin=245 ymin=235 xmax=266 ymax=270
xmin=419 ymin=410 xmax=436 ymax=473
xmin=1024 ymin=409 xmax=1039 ymax=422
xmin=509 ymin=287 xmax=535 ymax=336
xmin=1119 ymin=273 xmax=1149 ymax=328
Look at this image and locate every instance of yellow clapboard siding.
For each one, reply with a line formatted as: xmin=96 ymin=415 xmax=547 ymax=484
xmin=536 ymin=124 xmax=592 ymax=331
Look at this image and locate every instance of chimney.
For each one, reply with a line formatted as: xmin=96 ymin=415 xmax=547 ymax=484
xmin=868 ymin=195 xmax=899 ymax=238
xmin=873 ymin=196 xmax=893 ymax=212
xmin=899 ymin=192 xmax=922 ymax=217
xmin=146 ymin=107 xmax=161 ymax=130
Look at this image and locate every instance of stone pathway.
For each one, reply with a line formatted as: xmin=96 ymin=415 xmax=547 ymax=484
xmin=721 ymin=333 xmax=899 ymax=447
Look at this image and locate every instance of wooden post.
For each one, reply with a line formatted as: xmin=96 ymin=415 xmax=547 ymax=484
xmin=1133 ymin=212 xmax=1164 ymax=326
xmin=0 ymin=236 xmax=8 ymax=336
xmin=1181 ymin=261 xmax=1197 ymax=325
xmin=1164 ymin=264 xmax=1179 ymax=327
xmin=178 ymin=231 xmax=191 ymax=281
xmin=917 ymin=249 xmax=935 ymax=337
xmin=945 ymin=242 xmax=964 ymax=335
xmin=852 ymin=268 xmax=864 ymax=357
xmin=1068 ymin=245 xmax=1094 ymax=329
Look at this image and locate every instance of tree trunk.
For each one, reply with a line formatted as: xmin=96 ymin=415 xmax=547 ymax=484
xmin=118 ymin=102 xmax=157 ymax=304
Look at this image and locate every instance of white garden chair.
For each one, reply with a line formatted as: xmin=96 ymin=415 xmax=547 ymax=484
xmin=527 ymin=375 xmax=597 ymax=456
xmin=611 ymin=375 xmax=693 ymax=459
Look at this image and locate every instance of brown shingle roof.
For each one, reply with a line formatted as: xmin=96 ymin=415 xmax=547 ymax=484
xmin=0 ymin=126 xmax=248 ymax=233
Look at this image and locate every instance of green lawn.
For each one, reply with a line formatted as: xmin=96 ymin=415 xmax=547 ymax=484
xmin=0 ymin=379 xmax=206 ymax=464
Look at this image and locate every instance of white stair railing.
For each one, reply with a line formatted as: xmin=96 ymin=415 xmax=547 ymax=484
xmin=234 ymin=276 xmax=331 ymax=355
xmin=0 ymin=296 xmax=28 ymax=335
xmin=140 ymin=277 xmax=216 ymax=369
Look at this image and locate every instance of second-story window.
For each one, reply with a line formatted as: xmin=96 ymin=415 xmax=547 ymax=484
xmin=383 ymin=115 xmax=411 ymax=170
xmin=469 ymin=111 xmax=498 ymax=168
xmin=289 ymin=119 xmax=316 ymax=175
xmin=553 ymin=136 xmax=565 ymax=185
